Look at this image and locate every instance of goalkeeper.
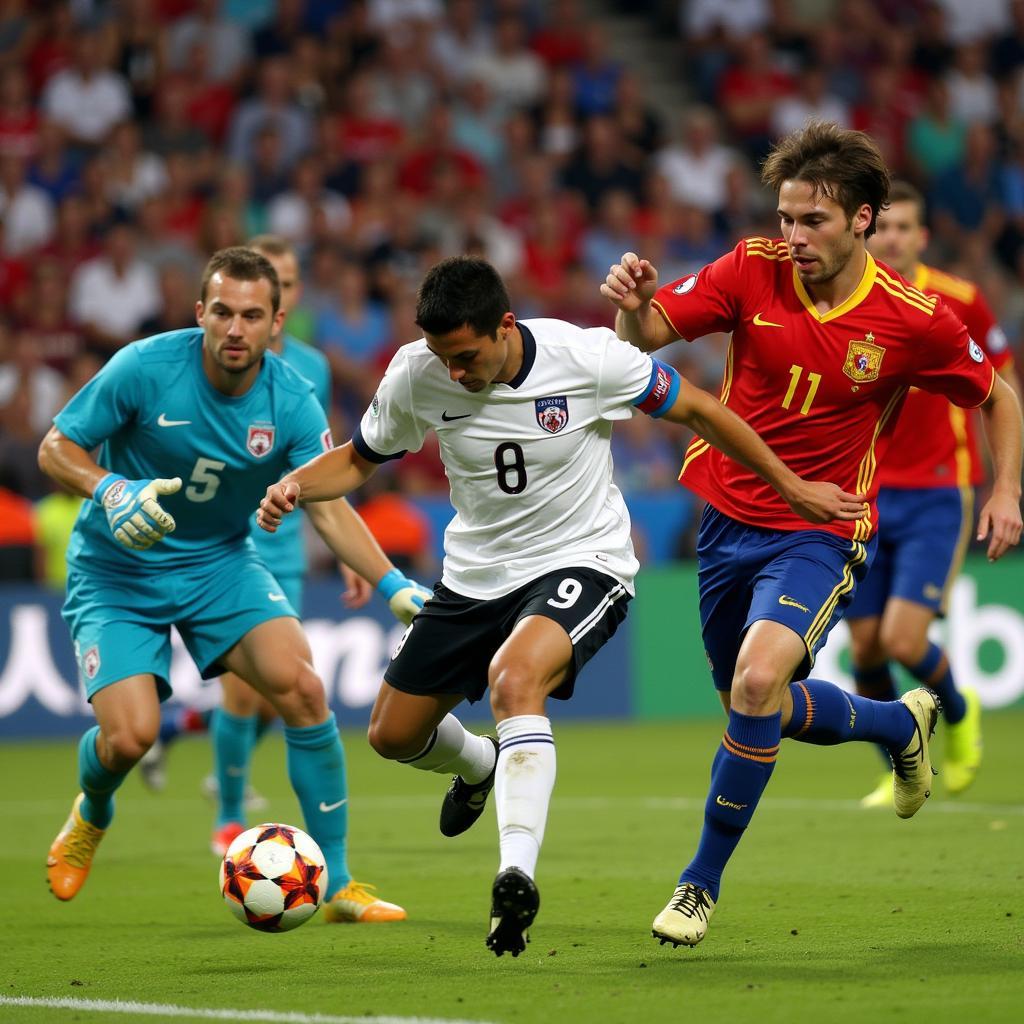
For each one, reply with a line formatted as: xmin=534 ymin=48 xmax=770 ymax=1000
xmin=38 ymin=246 xmax=427 ymax=924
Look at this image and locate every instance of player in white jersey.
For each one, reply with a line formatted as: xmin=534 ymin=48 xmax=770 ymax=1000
xmin=257 ymin=256 xmax=867 ymax=957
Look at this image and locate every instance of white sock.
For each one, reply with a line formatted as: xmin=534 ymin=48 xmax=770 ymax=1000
xmin=495 ymin=715 xmax=556 ymax=879
xmin=398 ymin=713 xmax=495 ymax=784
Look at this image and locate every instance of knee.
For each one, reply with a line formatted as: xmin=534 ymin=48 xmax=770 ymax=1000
xmin=879 ymin=625 xmax=926 ymax=668
xmin=272 ymin=662 xmax=328 ymax=727
xmin=731 ymin=660 xmax=786 ymax=715
xmin=489 ymin=658 xmax=544 ymax=719
xmin=105 ymin=724 xmax=157 ymax=770
xmin=366 ymin=718 xmax=426 ymax=761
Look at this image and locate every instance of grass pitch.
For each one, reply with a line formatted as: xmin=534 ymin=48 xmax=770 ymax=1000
xmin=3 ymin=713 xmax=1022 ymax=1024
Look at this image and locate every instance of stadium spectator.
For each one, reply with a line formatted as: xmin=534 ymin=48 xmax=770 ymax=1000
xmin=13 ymin=260 xmax=85 ymax=375
xmin=166 ymin=0 xmax=252 ymax=86
xmin=770 ymin=62 xmax=850 ymax=139
xmin=430 ymin=0 xmax=493 ymax=85
xmin=467 ymin=13 xmax=547 ymax=111
xmin=654 ymin=106 xmax=740 ymax=217
xmin=945 ymin=42 xmax=1000 ymax=125
xmin=0 ymin=64 xmax=38 ymax=160
xmin=40 ymin=27 xmax=132 ymax=148
xmin=570 ymin=25 xmax=621 ymax=117
xmin=266 ymin=154 xmax=351 ymax=252
xmin=101 ymin=121 xmax=169 ymax=214
xmin=930 ymin=122 xmax=1006 ymax=248
xmin=560 ymin=114 xmax=635 ymax=211
xmin=906 ymin=76 xmax=967 ymax=181
xmin=68 ymin=220 xmax=161 ymax=352
xmin=115 ymin=0 xmax=167 ymax=121
xmin=27 ymin=119 xmax=80 ymax=204
xmin=0 ymin=152 xmax=54 ymax=256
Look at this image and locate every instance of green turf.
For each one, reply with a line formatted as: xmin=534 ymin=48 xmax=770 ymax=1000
xmin=3 ymin=713 xmax=1022 ymax=1024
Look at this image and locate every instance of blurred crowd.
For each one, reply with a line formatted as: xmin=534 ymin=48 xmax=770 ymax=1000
xmin=2 ymin=0 xmax=1024 ymax=582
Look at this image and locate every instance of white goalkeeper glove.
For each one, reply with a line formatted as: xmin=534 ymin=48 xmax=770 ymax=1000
xmin=376 ymin=568 xmax=432 ymax=625
xmin=94 ymin=473 xmax=182 ymax=551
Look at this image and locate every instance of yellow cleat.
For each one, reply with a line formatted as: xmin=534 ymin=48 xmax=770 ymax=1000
xmin=47 ymin=794 xmax=106 ymax=901
xmin=944 ymin=686 xmax=982 ymax=795
xmin=652 ymin=882 xmax=716 ymax=948
xmin=323 ymin=881 xmax=406 ymax=923
xmin=860 ymin=771 xmax=895 ymax=809
xmin=892 ymin=688 xmax=940 ymax=819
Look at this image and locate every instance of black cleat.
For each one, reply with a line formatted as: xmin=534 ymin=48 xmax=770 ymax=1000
xmin=485 ymin=867 xmax=539 ymax=958
xmin=439 ymin=736 xmax=499 ymax=837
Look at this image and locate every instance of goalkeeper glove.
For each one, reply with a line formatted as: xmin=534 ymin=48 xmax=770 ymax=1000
xmin=377 ymin=568 xmax=431 ymax=624
xmin=94 ymin=473 xmax=182 ymax=551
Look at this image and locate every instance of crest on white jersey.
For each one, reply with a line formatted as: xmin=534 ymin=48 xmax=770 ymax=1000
xmin=535 ymin=396 xmax=569 ymax=434
xmin=246 ymin=423 xmax=276 ymax=457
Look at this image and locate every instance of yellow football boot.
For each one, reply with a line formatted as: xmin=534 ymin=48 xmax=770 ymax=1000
xmin=323 ymin=881 xmax=406 ymax=923
xmin=944 ymin=686 xmax=982 ymax=795
xmin=47 ymin=794 xmax=106 ymax=901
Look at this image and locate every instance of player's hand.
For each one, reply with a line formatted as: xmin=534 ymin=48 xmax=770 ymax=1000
xmin=599 ymin=252 xmax=660 ymax=312
xmin=376 ymin=568 xmax=432 ymax=624
xmin=258 ymin=481 xmax=300 ymax=533
xmin=339 ymin=562 xmax=374 ymax=609
xmin=976 ymin=490 xmax=1022 ymax=561
xmin=95 ymin=474 xmax=181 ymax=551
xmin=784 ymin=481 xmax=868 ymax=525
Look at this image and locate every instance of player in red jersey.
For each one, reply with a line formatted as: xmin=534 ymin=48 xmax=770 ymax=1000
xmin=601 ymin=122 xmax=1023 ymax=949
xmin=849 ymin=181 xmax=1022 ymax=808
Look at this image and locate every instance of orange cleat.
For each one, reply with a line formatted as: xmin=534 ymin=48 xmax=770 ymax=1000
xmin=323 ymin=881 xmax=407 ymax=923
xmin=211 ymin=821 xmax=246 ymax=858
xmin=47 ymin=794 xmax=106 ymax=902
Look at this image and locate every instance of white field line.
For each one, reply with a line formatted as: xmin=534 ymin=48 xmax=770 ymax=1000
xmin=4 ymin=795 xmax=1022 ymax=816
xmin=0 ymin=996 xmax=497 ymax=1024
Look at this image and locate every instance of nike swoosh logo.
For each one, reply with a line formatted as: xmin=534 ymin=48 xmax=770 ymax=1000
xmin=778 ymin=595 xmax=810 ymax=612
xmin=753 ymin=313 xmax=784 ymax=328
xmin=441 ymin=411 xmax=472 ymax=422
xmin=268 ymin=592 xmax=287 ymax=602
xmin=318 ymin=799 xmax=348 ymax=813
xmin=157 ymin=413 xmax=191 ymax=427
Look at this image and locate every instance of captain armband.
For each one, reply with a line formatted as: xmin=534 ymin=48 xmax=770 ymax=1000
xmin=632 ymin=359 xmax=681 ymax=418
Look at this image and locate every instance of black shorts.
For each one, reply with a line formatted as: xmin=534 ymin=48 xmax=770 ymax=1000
xmin=384 ymin=567 xmax=631 ymax=703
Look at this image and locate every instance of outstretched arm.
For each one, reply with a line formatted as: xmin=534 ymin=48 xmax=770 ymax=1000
xmin=600 ymin=252 xmax=678 ymax=352
xmin=977 ymin=374 xmax=1023 ymax=561
xmin=660 ymin=377 xmax=867 ymax=524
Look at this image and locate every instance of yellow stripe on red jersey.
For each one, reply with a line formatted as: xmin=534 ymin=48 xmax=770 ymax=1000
xmin=878 ymin=263 xmax=1010 ymax=490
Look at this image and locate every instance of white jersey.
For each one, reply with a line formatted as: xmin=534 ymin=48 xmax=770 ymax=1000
xmin=354 ymin=318 xmax=658 ymax=599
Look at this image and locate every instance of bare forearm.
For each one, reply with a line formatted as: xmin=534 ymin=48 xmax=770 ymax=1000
xmin=982 ymin=380 xmax=1023 ymax=500
xmin=37 ymin=428 xmax=106 ymax=498
xmin=305 ymin=498 xmax=392 ymax=586
xmin=283 ymin=442 xmax=375 ymax=503
xmin=615 ymin=305 xmax=672 ymax=352
xmin=672 ymin=386 xmax=799 ymax=499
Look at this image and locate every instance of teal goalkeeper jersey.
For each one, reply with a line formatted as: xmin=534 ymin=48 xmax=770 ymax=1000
xmin=249 ymin=334 xmax=332 ymax=576
xmin=56 ymin=328 xmax=332 ymax=574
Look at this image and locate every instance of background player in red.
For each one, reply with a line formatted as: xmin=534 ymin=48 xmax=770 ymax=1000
xmin=849 ymin=181 xmax=1022 ymax=808
xmin=601 ymin=122 xmax=1023 ymax=950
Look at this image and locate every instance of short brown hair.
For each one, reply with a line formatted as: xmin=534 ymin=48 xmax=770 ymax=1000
xmin=761 ymin=121 xmax=891 ymax=238
xmin=200 ymin=246 xmax=280 ymax=312
xmin=247 ymin=233 xmax=296 ymax=261
xmin=886 ymin=180 xmax=926 ymax=225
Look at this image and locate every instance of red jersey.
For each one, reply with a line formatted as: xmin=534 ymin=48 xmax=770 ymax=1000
xmin=878 ymin=264 xmax=1014 ymax=489
xmin=653 ymin=238 xmax=995 ymax=541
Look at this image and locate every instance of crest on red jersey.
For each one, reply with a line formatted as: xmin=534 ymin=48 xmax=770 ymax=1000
xmin=246 ymin=423 xmax=276 ymax=458
xmin=843 ymin=334 xmax=885 ymax=383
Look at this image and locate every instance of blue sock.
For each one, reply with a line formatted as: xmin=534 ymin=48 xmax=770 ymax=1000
xmin=212 ymin=709 xmax=257 ymax=827
xmin=680 ymin=710 xmax=780 ymax=901
xmin=78 ymin=726 xmax=127 ymax=829
xmin=284 ymin=715 xmax=350 ymax=897
xmin=783 ymin=679 xmax=914 ymax=750
xmin=907 ymin=643 xmax=965 ymax=724
xmin=852 ymin=664 xmax=900 ymax=768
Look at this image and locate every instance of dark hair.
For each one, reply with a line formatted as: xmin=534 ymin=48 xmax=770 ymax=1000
xmin=200 ymin=246 xmax=280 ymax=312
xmin=886 ymin=180 xmax=926 ymax=225
xmin=247 ymin=233 xmax=296 ymax=260
xmin=761 ymin=121 xmax=891 ymax=238
xmin=415 ymin=256 xmax=510 ymax=338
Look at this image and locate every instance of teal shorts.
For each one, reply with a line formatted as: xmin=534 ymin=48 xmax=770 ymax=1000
xmin=63 ymin=554 xmax=299 ymax=702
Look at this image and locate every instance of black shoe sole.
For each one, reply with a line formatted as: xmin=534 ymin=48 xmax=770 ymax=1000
xmin=486 ymin=869 xmax=539 ymax=958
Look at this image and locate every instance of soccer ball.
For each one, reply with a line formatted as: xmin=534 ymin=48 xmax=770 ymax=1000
xmin=219 ymin=823 xmax=328 ymax=932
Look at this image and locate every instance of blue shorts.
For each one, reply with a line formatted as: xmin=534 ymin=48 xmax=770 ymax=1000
xmin=846 ymin=486 xmax=972 ymax=620
xmin=273 ymin=573 xmax=303 ymax=615
xmin=63 ymin=553 xmax=299 ymax=702
xmin=697 ymin=505 xmax=876 ymax=691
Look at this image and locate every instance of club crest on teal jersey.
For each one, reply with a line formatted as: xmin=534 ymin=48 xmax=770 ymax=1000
xmin=247 ymin=423 xmax=276 ymax=458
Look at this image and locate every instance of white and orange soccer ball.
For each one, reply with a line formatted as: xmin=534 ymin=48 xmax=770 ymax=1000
xmin=219 ymin=823 xmax=327 ymax=932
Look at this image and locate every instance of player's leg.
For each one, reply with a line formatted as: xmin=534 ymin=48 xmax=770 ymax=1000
xmin=209 ymin=671 xmax=261 ymax=855
xmin=847 ymin=613 xmax=901 ymax=807
xmin=49 ymin=674 xmax=162 ymax=900
xmin=138 ymin=705 xmax=213 ymax=792
xmin=484 ymin=569 xmax=629 ymax=958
